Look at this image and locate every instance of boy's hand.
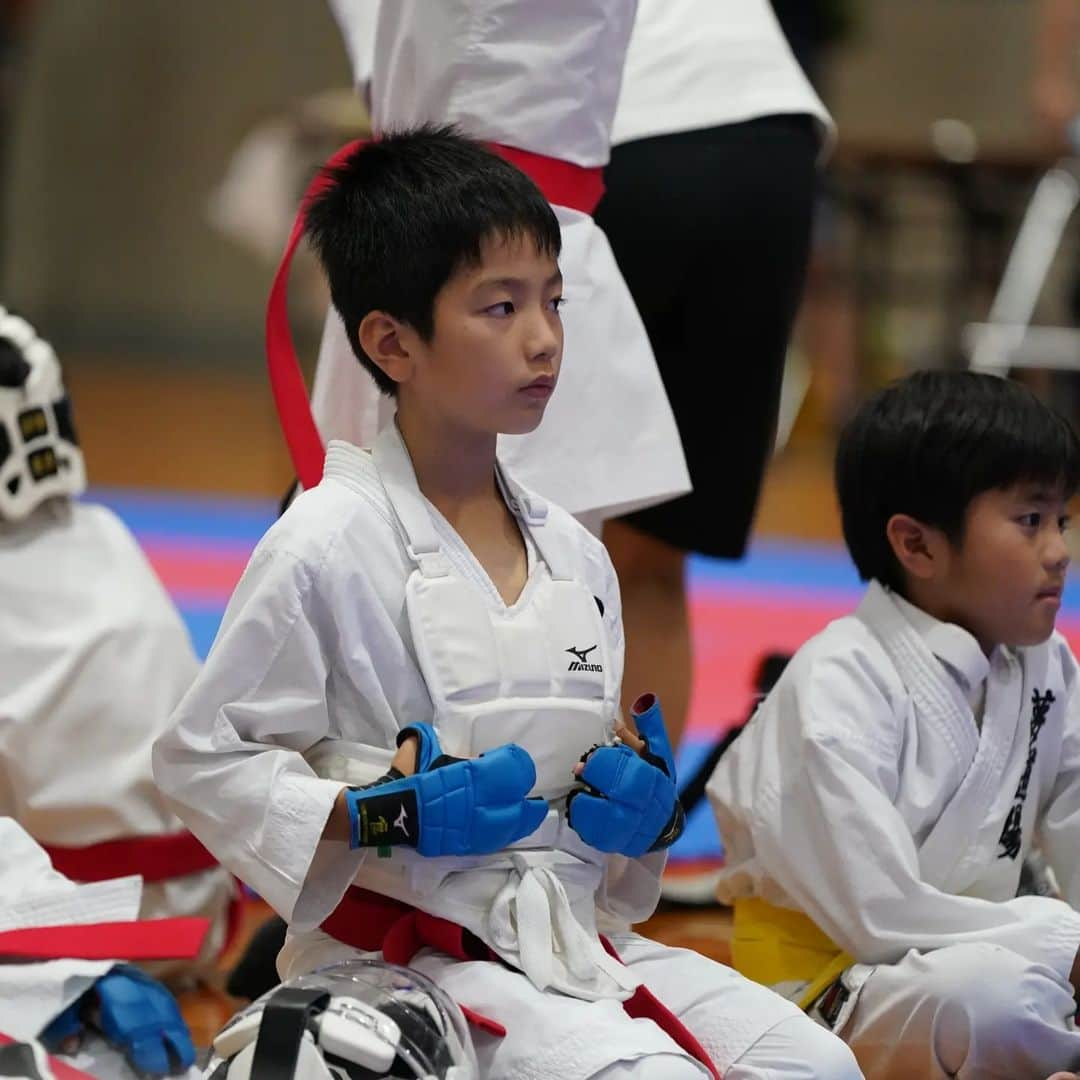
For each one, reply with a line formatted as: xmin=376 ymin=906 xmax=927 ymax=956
xmin=344 ymin=723 xmax=548 ymax=856
xmin=567 ymin=693 xmax=684 ymax=857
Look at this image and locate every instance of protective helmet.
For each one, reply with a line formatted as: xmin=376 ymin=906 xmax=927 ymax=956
xmin=0 ymin=307 xmax=86 ymax=521
xmin=205 ymin=960 xmax=477 ymax=1080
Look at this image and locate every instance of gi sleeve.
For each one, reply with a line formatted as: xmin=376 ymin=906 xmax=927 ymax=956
xmin=152 ymin=540 xmax=363 ymax=927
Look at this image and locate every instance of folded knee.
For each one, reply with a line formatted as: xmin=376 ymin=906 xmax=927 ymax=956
xmin=728 ymin=1014 xmax=863 ymax=1080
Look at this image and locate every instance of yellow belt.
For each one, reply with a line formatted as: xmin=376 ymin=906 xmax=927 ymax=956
xmin=732 ymin=898 xmax=854 ymax=1010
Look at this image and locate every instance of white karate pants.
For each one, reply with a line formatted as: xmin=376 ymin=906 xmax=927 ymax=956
xmin=836 ymin=943 xmax=1080 ymax=1078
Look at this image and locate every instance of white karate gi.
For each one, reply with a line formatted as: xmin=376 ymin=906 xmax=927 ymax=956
xmin=154 ymin=431 xmax=858 ymax=1080
xmin=310 ymin=0 xmax=689 ymax=527
xmin=0 ymin=818 xmax=198 ymax=1079
xmin=0 ymin=499 xmax=234 ymax=960
xmin=610 ymin=0 xmax=833 ymax=149
xmin=709 ymin=579 xmax=1080 ymax=1078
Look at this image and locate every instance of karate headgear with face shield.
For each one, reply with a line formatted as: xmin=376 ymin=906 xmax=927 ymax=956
xmin=206 ymin=960 xmax=477 ymax=1080
xmin=0 ymin=307 xmax=85 ymax=520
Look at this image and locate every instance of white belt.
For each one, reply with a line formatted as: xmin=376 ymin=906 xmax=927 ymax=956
xmin=488 ymin=852 xmax=639 ymax=999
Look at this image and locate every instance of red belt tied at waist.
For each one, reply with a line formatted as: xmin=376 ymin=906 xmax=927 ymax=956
xmin=42 ymin=831 xmax=219 ymax=884
xmin=321 ymin=886 xmax=719 ymax=1079
xmin=266 ymin=138 xmax=605 ymax=492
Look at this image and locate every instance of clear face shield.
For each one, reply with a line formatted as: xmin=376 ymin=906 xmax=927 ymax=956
xmin=205 ymin=960 xmax=478 ymax=1080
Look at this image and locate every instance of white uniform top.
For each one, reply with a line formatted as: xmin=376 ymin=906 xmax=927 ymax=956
xmin=0 ymin=500 xmax=232 ymax=946
xmin=610 ymin=0 xmax=834 ymax=148
xmin=708 ymin=580 xmax=1080 ymax=989
xmin=154 ymin=441 xmax=666 ymax=984
xmin=0 ymin=819 xmax=201 ymax=1079
xmin=0 ymin=818 xmax=138 ymax=1041
xmin=311 ymin=0 xmax=690 ymax=525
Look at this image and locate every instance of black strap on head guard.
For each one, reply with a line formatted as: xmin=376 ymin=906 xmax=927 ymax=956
xmin=250 ymin=986 xmax=332 ymax=1080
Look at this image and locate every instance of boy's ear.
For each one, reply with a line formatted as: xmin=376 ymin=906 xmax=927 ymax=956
xmin=357 ymin=311 xmax=414 ymax=387
xmin=885 ymin=513 xmax=945 ymax=581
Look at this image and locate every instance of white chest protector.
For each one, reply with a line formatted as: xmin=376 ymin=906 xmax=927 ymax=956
xmin=322 ymin=426 xmax=638 ymax=1001
xmin=375 ymin=424 xmax=617 ymax=795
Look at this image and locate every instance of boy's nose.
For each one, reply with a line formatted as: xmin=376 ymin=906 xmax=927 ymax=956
xmin=1045 ymin=530 xmax=1071 ymax=571
xmin=525 ymin=308 xmax=561 ymax=362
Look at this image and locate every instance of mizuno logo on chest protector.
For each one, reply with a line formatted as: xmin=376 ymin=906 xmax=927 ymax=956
xmin=566 ymin=645 xmax=602 ymax=672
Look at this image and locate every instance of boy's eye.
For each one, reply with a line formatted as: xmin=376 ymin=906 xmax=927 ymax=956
xmin=1018 ymin=512 xmax=1041 ymax=529
xmin=484 ymin=301 xmax=514 ymax=317
xmin=547 ymin=296 xmax=565 ymax=313
xmin=1060 ymin=515 xmax=1072 ymax=533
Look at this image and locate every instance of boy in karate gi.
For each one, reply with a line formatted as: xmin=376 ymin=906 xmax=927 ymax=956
xmin=709 ymin=370 xmax=1080 ymax=1078
xmin=154 ymin=127 xmax=860 ymax=1080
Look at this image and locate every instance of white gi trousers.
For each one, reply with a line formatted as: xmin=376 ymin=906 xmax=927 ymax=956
xmin=830 ymin=944 xmax=1080 ymax=1079
xmin=281 ymin=931 xmax=861 ymax=1080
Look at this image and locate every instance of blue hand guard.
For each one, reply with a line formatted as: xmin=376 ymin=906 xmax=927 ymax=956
xmin=345 ymin=724 xmax=548 ymax=857
xmin=93 ymin=966 xmax=195 ymax=1076
xmin=568 ymin=693 xmax=684 ymax=857
xmin=632 ymin=692 xmax=678 ymax=782
xmin=40 ymin=998 xmax=84 ymax=1049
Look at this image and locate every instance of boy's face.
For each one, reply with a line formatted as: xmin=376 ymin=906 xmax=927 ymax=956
xmin=398 ymin=232 xmax=563 ymax=438
xmin=932 ymin=483 xmax=1070 ymax=651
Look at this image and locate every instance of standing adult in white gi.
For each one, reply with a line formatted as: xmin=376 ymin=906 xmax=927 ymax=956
xmin=310 ymin=0 xmax=690 ymax=532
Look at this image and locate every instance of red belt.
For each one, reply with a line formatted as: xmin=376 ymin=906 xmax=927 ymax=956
xmin=42 ymin=831 xmax=219 ymax=884
xmin=0 ymin=1032 xmax=94 ymax=1080
xmin=321 ymin=886 xmax=719 ymax=1078
xmin=266 ymin=138 xmax=604 ymax=492
xmin=0 ymin=917 xmax=210 ymax=962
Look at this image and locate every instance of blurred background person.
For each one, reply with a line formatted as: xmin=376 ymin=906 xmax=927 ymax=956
xmin=597 ymin=0 xmax=833 ymax=743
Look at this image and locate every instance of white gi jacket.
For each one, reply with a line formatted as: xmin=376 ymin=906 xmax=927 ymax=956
xmin=154 ymin=432 xmax=666 ymax=1001
xmin=311 ymin=0 xmax=690 ymax=524
xmin=0 ymin=500 xmax=233 ymax=951
xmin=0 ymin=818 xmax=200 ymax=1079
xmin=709 ymin=580 xmax=1080 ymax=997
xmin=611 ymin=0 xmax=833 ymax=149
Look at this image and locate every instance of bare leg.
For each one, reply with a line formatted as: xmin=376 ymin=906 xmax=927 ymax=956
xmin=603 ymin=518 xmax=691 ymax=748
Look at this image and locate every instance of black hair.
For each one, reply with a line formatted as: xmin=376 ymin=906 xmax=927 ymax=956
xmin=836 ymin=370 xmax=1080 ymax=594
xmin=304 ymin=123 xmax=561 ymax=396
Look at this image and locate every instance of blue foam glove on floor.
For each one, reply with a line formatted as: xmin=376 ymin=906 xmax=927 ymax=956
xmin=92 ymin=965 xmax=195 ymax=1076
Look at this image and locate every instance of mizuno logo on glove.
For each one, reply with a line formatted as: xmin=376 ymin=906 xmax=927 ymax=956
xmin=345 ymin=722 xmax=547 ymax=857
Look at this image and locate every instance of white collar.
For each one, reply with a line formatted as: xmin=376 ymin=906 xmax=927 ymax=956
xmin=887 ymin=586 xmax=994 ymax=703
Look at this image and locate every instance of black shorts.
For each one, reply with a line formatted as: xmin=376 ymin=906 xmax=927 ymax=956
xmin=594 ymin=115 xmax=819 ymax=557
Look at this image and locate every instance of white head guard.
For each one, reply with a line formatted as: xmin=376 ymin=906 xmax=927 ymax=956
xmin=0 ymin=307 xmax=86 ymax=520
xmin=206 ymin=960 xmax=477 ymax=1080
